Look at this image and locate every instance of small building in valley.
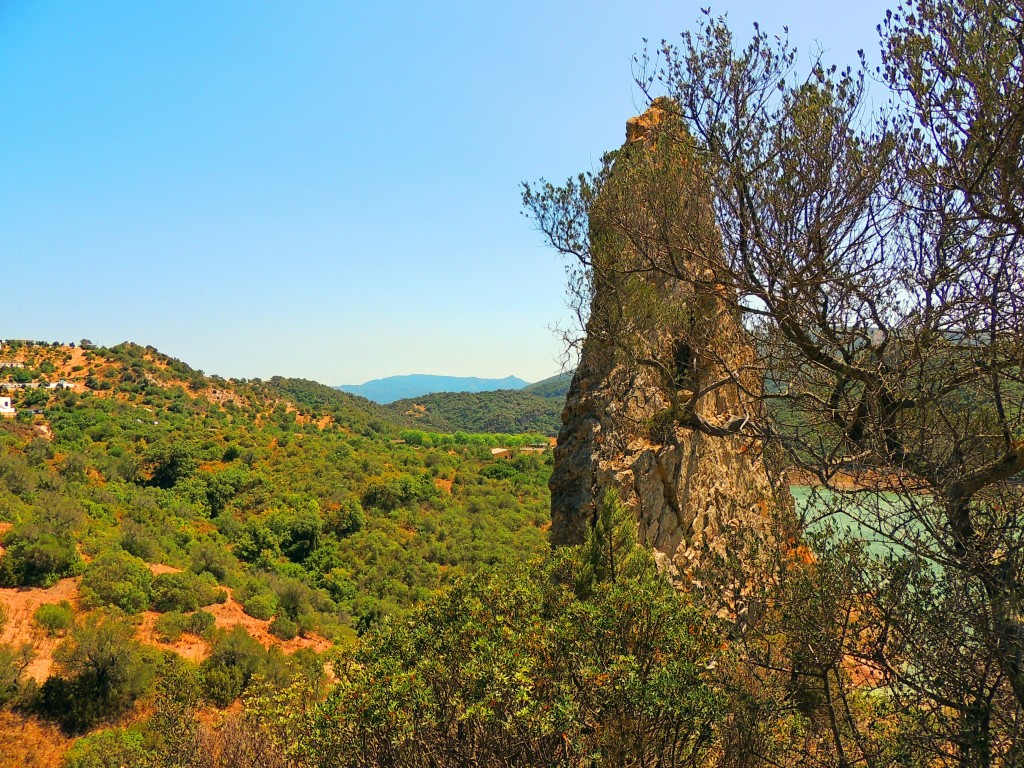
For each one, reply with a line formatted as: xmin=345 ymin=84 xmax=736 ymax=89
xmin=0 ymin=396 xmax=14 ymax=418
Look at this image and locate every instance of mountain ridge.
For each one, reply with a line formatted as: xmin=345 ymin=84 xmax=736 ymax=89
xmin=336 ymin=374 xmax=533 ymax=404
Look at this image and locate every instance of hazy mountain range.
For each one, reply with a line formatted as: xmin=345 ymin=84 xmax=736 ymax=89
xmin=336 ymin=374 xmax=532 ymax=404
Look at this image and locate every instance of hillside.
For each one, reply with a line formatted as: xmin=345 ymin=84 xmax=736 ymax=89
xmin=384 ymin=372 xmax=573 ymax=436
xmin=388 ymin=387 xmax=564 ymax=435
xmin=0 ymin=339 xmax=555 ymax=759
xmin=337 ymin=374 xmax=530 ymax=403
xmin=522 ymin=371 xmax=573 ymax=399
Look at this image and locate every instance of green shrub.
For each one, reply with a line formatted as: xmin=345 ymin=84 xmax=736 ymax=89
xmin=33 ymin=601 xmax=74 ymax=635
xmin=153 ymin=612 xmax=188 ymax=643
xmin=189 ymin=540 xmax=235 ymax=583
xmin=119 ymin=522 xmax=161 ymax=562
xmin=200 ymin=626 xmax=266 ymax=707
xmin=150 ymin=570 xmax=226 ymax=613
xmin=268 ymin=615 xmax=298 ymax=641
xmin=239 ymin=592 xmax=276 ymax=621
xmin=80 ymin=551 xmax=153 ymax=613
xmin=38 ymin=610 xmax=156 ymax=732
xmin=186 ymin=610 xmax=216 ymax=639
xmin=61 ymin=726 xmax=151 ymax=767
xmin=154 ymin=609 xmax=216 ymax=643
xmin=0 ymin=529 xmax=82 ymax=587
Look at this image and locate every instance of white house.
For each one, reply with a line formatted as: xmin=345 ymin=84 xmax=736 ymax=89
xmin=0 ymin=396 xmax=14 ymax=418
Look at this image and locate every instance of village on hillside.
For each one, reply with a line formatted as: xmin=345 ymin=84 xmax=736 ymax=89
xmin=0 ymin=340 xmax=83 ymax=419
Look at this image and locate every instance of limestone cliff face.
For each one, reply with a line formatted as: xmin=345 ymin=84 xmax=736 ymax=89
xmin=550 ymin=102 xmax=790 ymax=572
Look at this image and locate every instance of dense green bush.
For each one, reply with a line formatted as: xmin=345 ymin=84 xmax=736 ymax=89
xmin=239 ymin=592 xmax=276 ymax=621
xmin=144 ymin=441 xmax=199 ymax=489
xmin=0 ymin=528 xmax=82 ymax=587
xmin=154 ymin=609 xmax=217 ymax=643
xmin=38 ymin=610 xmax=156 ymax=732
xmin=189 ymin=540 xmax=236 ymax=583
xmin=150 ymin=570 xmax=226 ymax=613
xmin=61 ymin=727 xmax=151 ymax=768
xmin=80 ymin=550 xmax=153 ymax=613
xmin=153 ymin=612 xmax=189 ymax=643
xmin=33 ymin=601 xmax=74 ymax=635
xmin=268 ymin=615 xmax=298 ymax=641
xmin=186 ymin=609 xmax=216 ymax=638
xmin=200 ymin=626 xmax=268 ymax=707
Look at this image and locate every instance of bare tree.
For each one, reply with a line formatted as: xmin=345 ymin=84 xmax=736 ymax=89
xmin=525 ymin=2 xmax=1024 ymax=764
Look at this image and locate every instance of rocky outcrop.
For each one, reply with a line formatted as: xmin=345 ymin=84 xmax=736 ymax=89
xmin=550 ymin=101 xmax=790 ymax=575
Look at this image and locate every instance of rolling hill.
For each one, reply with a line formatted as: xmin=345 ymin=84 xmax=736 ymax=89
xmin=385 ymin=372 xmax=574 ymax=436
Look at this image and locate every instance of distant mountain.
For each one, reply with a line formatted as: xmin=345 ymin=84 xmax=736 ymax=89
xmin=384 ymin=372 xmax=574 ymax=436
xmin=337 ymin=374 xmax=530 ymax=404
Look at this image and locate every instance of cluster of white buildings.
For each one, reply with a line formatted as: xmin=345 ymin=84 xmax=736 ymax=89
xmin=0 ymin=380 xmax=74 ymax=391
xmin=0 ymin=355 xmax=74 ymax=417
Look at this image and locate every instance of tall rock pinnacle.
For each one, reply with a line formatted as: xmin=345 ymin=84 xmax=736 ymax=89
xmin=549 ymin=100 xmax=790 ymax=573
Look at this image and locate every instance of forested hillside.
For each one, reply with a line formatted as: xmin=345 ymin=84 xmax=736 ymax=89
xmin=388 ymin=388 xmax=563 ymax=435
xmin=0 ymin=340 xmax=555 ymax=761
xmin=381 ymin=373 xmax=572 ymax=435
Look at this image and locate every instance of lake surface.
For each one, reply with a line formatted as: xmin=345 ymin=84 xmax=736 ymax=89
xmin=790 ymin=485 xmax=933 ymax=557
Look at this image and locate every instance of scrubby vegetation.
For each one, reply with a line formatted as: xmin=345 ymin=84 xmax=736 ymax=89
xmin=2 ymin=1 xmax=1022 ymax=765
xmin=0 ymin=339 xmax=559 ymax=756
xmin=388 ymin=388 xmax=564 ymax=435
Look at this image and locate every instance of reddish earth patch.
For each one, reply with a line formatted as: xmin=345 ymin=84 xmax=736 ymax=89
xmin=434 ymin=477 xmax=454 ymax=494
xmin=0 ymin=578 xmax=79 ymax=682
xmin=0 ymin=710 xmax=72 ymax=768
xmin=52 ymin=347 xmax=87 ymax=381
xmin=205 ymin=591 xmax=332 ymax=654
xmin=204 ymin=387 xmax=248 ymax=409
xmin=147 ymin=562 xmax=182 ymax=576
xmin=136 ymin=611 xmax=210 ymax=663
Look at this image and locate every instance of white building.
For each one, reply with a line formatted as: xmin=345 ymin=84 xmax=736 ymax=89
xmin=0 ymin=396 xmax=14 ymax=418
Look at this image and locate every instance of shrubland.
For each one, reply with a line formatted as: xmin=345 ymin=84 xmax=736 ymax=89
xmin=0 ymin=340 xmax=555 ymax=754
xmin=2 ymin=0 xmax=1023 ymax=764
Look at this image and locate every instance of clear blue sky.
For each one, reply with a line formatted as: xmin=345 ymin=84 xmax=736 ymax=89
xmin=0 ymin=1 xmax=894 ymax=385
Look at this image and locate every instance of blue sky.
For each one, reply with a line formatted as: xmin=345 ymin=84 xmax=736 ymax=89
xmin=0 ymin=1 xmax=894 ymax=385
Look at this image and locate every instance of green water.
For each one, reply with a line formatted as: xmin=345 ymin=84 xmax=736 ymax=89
xmin=790 ymin=485 xmax=931 ymax=557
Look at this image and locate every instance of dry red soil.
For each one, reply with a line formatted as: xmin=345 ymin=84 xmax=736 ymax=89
xmin=0 ymin=577 xmax=79 ymax=683
xmin=0 ymin=710 xmax=72 ymax=768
